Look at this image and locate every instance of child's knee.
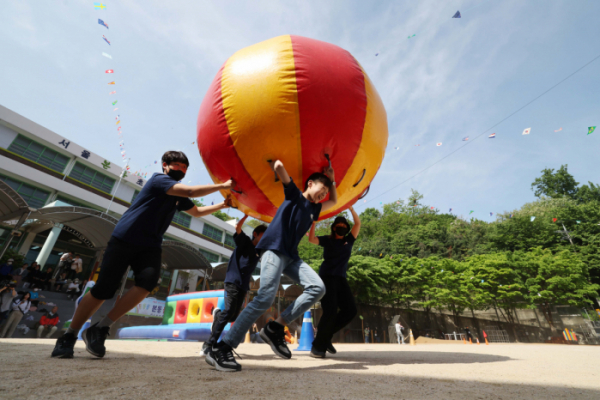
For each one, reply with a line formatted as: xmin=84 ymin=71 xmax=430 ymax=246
xmin=312 ymin=281 xmax=326 ymax=300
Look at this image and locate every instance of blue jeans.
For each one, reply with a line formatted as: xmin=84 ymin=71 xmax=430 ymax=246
xmin=223 ymin=250 xmax=325 ymax=348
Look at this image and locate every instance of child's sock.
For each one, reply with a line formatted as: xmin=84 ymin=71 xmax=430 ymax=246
xmin=98 ymin=315 xmax=116 ymax=329
xmin=66 ymin=327 xmax=80 ymax=336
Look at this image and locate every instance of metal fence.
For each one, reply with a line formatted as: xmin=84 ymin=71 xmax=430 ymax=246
xmin=483 ymin=325 xmax=510 ymax=343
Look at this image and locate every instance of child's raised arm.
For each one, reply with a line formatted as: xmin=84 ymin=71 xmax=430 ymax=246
xmin=349 ymin=205 xmax=361 ymax=239
xmin=186 ymin=200 xmax=230 ymax=218
xmin=320 ymin=165 xmax=338 ymax=212
xmin=236 ymin=214 xmax=249 ymax=234
xmin=168 ymin=179 xmax=234 ymax=198
xmin=269 ymin=160 xmax=291 ymax=186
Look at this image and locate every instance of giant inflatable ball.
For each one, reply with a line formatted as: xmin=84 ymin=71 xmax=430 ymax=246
xmin=197 ymin=35 xmax=388 ymax=222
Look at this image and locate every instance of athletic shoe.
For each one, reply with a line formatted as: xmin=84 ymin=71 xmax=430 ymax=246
xmin=206 ymin=343 xmax=241 ymax=372
xmin=310 ymin=346 xmax=326 ymax=358
xmin=326 ymin=342 xmax=337 ymax=354
xmin=260 ymin=321 xmax=292 ymax=359
xmin=201 ymin=341 xmax=211 ymax=356
xmin=51 ymin=332 xmax=77 ymax=358
xmin=82 ymin=323 xmax=110 ymax=358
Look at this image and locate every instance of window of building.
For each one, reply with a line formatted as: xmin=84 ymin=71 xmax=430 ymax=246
xmin=8 ymin=135 xmax=70 ymax=173
xmin=221 ymin=257 xmax=230 ymax=263
xmin=224 ymin=234 xmax=235 ymax=248
xmin=56 ymin=195 xmax=91 ymax=209
xmin=202 ymin=224 xmax=223 ymax=242
xmin=69 ymin=162 xmax=115 ymax=194
xmin=172 ymin=211 xmax=192 ymax=228
xmin=132 ymin=189 xmax=140 ymax=203
xmin=199 ymin=249 xmax=219 ymax=263
xmin=0 ymin=175 xmax=50 ymax=209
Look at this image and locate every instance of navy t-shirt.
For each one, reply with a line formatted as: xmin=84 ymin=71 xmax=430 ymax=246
xmin=224 ymin=231 xmax=259 ymax=291
xmin=317 ymin=234 xmax=357 ymax=278
xmin=112 ymin=173 xmax=194 ymax=248
xmin=257 ymin=179 xmax=322 ymax=260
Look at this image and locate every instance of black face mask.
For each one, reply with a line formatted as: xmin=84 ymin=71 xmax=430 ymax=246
xmin=167 ymin=169 xmax=185 ymax=182
xmin=334 ymin=226 xmax=349 ymax=236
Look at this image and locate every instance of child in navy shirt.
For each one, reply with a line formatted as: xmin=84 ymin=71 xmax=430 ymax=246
xmin=308 ymin=205 xmax=361 ymax=357
xmin=207 ymin=160 xmax=337 ymax=372
xmin=52 ymin=151 xmax=233 ymax=359
xmin=203 ymin=215 xmax=267 ymax=356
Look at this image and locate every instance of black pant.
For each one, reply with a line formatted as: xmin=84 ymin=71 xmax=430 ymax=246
xmin=313 ymin=275 xmax=357 ymax=351
xmin=207 ymin=283 xmax=246 ymax=346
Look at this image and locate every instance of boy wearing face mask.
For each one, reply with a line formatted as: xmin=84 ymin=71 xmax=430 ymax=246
xmin=206 ymin=160 xmax=337 ymax=372
xmin=307 ymin=206 xmax=361 ymax=357
xmin=51 ymin=151 xmax=234 ymax=359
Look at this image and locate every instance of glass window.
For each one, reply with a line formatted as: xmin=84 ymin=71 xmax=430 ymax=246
xmin=69 ymin=162 xmax=115 ymax=193
xmin=56 ymin=195 xmax=95 ymax=209
xmin=8 ymin=135 xmax=70 ymax=173
xmin=199 ymin=249 xmax=219 ymax=263
xmin=132 ymin=190 xmax=140 ymax=203
xmin=202 ymin=224 xmax=223 ymax=242
xmin=172 ymin=211 xmax=192 ymax=228
xmin=0 ymin=175 xmax=50 ymax=209
xmin=224 ymin=234 xmax=235 ymax=248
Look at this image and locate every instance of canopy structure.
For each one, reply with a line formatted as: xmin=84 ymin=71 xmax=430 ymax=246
xmin=0 ymin=179 xmax=35 ymax=227
xmin=162 ymin=241 xmax=212 ymax=271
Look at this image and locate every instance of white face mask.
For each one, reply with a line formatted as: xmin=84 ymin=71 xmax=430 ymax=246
xmin=7 ymin=262 xmax=12 ymax=265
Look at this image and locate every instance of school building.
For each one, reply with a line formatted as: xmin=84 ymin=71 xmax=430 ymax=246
xmin=0 ymin=104 xmax=239 ymax=298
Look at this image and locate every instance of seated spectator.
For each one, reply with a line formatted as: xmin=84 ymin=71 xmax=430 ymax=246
xmin=0 ymin=292 xmax=31 ymax=338
xmin=25 ymin=264 xmax=41 ymax=289
xmin=37 ymin=306 xmax=59 ymax=338
xmin=0 ymin=283 xmax=18 ymax=324
xmin=40 ymin=267 xmax=54 ymax=291
xmin=11 ymin=263 xmax=28 ymax=288
xmin=66 ymin=279 xmax=81 ymax=300
xmin=54 ymin=273 xmax=68 ymax=292
xmin=0 ymin=258 xmax=15 ymax=280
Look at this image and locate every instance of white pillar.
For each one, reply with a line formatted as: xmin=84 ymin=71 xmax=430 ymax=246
xmin=36 ymin=224 xmax=63 ymax=269
xmin=169 ymin=270 xmax=179 ymax=295
xmin=18 ymin=232 xmax=37 ymax=256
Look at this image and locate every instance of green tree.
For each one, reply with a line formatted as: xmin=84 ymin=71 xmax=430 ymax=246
xmin=531 ymin=164 xmax=579 ymax=199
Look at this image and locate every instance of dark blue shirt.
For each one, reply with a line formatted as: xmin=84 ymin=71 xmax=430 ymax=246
xmin=224 ymin=231 xmax=259 ymax=291
xmin=112 ymin=173 xmax=194 ymax=248
xmin=257 ymin=179 xmax=322 ymax=260
xmin=317 ymin=233 xmax=357 ymax=277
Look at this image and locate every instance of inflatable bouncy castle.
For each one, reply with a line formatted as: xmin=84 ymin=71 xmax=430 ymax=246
xmin=117 ymin=290 xmax=229 ymax=341
xmin=197 ymin=35 xmax=388 ymax=222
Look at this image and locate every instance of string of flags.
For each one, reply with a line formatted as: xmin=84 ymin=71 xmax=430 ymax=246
xmin=389 ymin=125 xmax=595 ymax=150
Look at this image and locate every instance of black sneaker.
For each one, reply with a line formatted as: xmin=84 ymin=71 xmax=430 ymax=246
xmin=82 ymin=323 xmax=110 ymax=358
xmin=205 ymin=343 xmax=242 ymax=372
xmin=310 ymin=346 xmax=326 ymax=358
xmin=260 ymin=321 xmax=292 ymax=359
xmin=326 ymin=342 xmax=337 ymax=354
xmin=51 ymin=332 xmax=77 ymax=358
xmin=202 ymin=341 xmax=211 ymax=356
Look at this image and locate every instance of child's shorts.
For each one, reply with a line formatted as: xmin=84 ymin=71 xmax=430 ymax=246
xmin=90 ymin=236 xmax=162 ymax=300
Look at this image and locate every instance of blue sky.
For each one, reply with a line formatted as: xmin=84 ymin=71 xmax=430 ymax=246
xmin=1 ymin=0 xmax=599 ymax=222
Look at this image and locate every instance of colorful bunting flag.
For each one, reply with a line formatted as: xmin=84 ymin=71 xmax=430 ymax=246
xmin=552 ymin=218 xmax=557 ymax=222
xmin=112 ymin=101 xmax=117 ymax=105
xmin=554 ymin=127 xmax=562 ymax=132
xmin=108 ymin=81 xmax=115 ymax=85
xmin=452 ymin=10 xmax=461 ymax=18
xmin=576 ymin=220 xmax=581 ymax=224
xmin=94 ymin=2 xmax=106 ymax=10
xmin=375 ymin=53 xmax=379 ymax=56
xmin=102 ymin=52 xmax=112 ymax=59
xmin=522 ymin=127 xmax=531 ymax=135
xmin=430 ymin=206 xmax=435 ymax=210
xmin=98 ymin=19 xmax=108 ymax=29
xmin=469 ymin=210 xmax=474 ymax=215
xmin=490 ymin=212 xmax=493 ymax=216
xmin=116 ymin=121 xmax=120 ymax=125
xmin=462 ymin=137 xmax=469 ymax=141
xmin=531 ymin=216 xmax=536 ymax=222
xmin=589 ymin=126 xmax=596 ymax=135
xmin=489 ymin=133 xmax=496 ymax=138
xmin=105 ymin=69 xmax=114 ymax=74
xmin=510 ymin=214 xmax=514 ymax=218
xmin=113 ymin=108 xmax=118 ymax=111
xmin=102 ymin=35 xmax=111 ymax=45
xmin=436 ymin=142 xmax=442 ymax=146
xmin=109 ymin=91 xmax=116 ymax=95
xmin=449 ymin=208 xmax=452 ymax=212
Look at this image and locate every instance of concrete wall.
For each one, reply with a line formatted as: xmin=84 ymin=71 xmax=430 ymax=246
xmin=0 ymin=122 xmax=18 ymax=149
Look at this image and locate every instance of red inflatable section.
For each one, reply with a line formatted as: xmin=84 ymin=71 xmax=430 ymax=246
xmin=200 ymin=298 xmax=218 ymax=323
xmin=174 ymin=299 xmax=189 ymax=324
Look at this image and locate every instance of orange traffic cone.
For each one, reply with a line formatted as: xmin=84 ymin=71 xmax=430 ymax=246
xmin=476 ymin=338 xmax=480 ymax=345
xmin=463 ymin=337 xmax=467 ymax=344
xmin=485 ymin=338 xmax=489 ymax=345
xmin=409 ymin=329 xmax=416 ymax=346
xmin=469 ymin=338 xmax=473 ymax=344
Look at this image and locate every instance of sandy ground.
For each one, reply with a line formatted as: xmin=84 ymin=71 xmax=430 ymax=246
xmin=1 ymin=340 xmax=599 ymax=400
